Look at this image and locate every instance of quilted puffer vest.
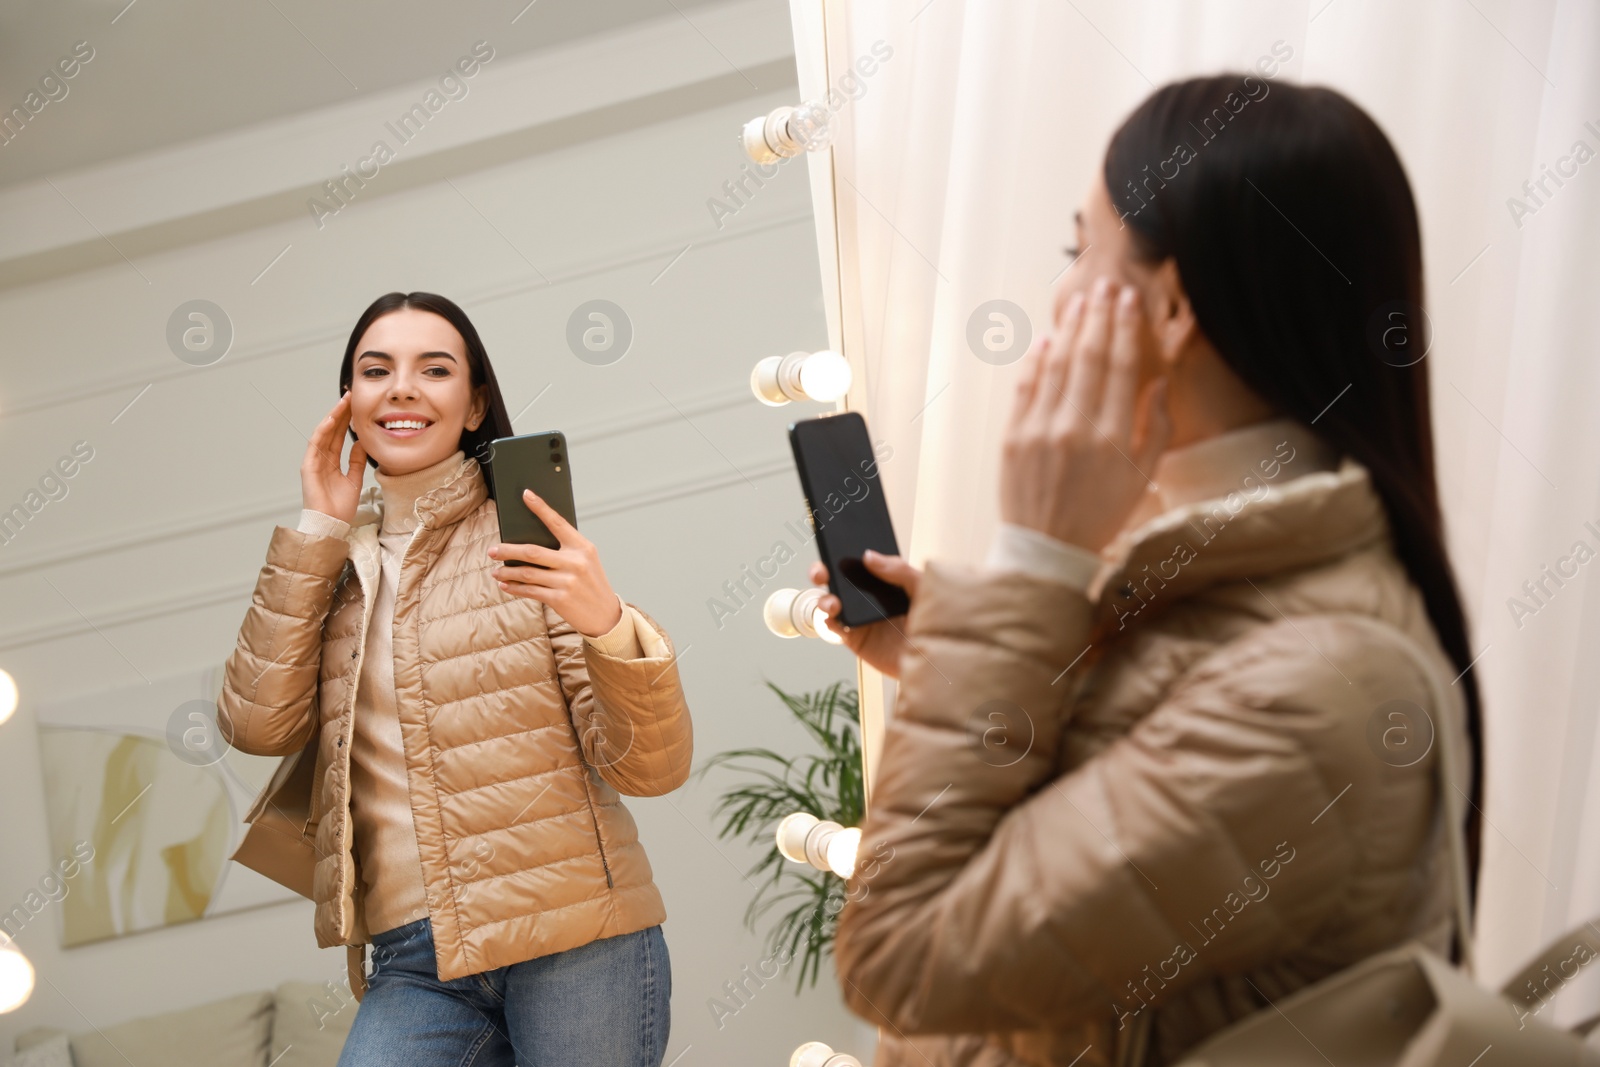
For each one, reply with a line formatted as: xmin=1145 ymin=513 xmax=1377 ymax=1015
xmin=219 ymin=456 xmax=694 ymax=997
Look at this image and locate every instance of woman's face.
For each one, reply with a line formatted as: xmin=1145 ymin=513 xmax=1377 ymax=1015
xmin=1046 ymin=167 xmax=1273 ymax=450
xmin=346 ymin=307 xmax=487 ymax=476
xmin=1048 ymin=168 xmax=1173 ymax=385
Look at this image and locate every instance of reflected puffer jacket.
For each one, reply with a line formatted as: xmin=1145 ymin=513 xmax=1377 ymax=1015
xmin=834 ymin=458 xmax=1471 ymax=1067
xmin=217 ymin=456 xmax=693 ymax=997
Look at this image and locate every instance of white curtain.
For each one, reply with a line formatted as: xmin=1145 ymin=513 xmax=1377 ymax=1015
xmin=810 ymin=0 xmax=1600 ymax=1016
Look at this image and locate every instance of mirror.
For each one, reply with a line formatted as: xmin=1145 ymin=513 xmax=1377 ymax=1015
xmin=0 ymin=2 xmax=872 ymax=1063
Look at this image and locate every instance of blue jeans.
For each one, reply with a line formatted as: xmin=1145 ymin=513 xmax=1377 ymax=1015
xmin=336 ymin=917 xmax=671 ymax=1067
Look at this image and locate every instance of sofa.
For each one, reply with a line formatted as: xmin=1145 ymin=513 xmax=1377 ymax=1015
xmin=5 ymin=979 xmax=356 ymax=1067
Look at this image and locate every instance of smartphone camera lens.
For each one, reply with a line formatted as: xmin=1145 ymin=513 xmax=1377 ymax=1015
xmin=551 ymin=452 xmax=564 ymax=464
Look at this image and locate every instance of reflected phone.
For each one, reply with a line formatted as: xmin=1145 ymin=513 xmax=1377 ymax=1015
xmin=488 ymin=430 xmax=578 ymax=568
xmin=788 ymin=411 xmax=909 ymax=628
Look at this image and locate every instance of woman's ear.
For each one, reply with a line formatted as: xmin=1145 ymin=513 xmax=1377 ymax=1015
xmin=1148 ymin=257 xmax=1197 ymax=370
xmin=466 ymin=386 xmax=488 ymax=432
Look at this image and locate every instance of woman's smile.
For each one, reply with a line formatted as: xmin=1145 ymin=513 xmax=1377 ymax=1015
xmin=373 ymin=411 xmax=436 ymax=439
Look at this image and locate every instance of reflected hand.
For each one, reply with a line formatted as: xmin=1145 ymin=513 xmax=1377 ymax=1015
xmin=488 ymin=489 xmax=623 ymax=638
xmin=301 ymin=391 xmax=367 ymax=524
xmin=809 ymin=551 xmax=921 ymax=679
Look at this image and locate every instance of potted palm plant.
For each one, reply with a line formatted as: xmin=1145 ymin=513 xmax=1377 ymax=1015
xmin=702 ymin=679 xmax=865 ymax=991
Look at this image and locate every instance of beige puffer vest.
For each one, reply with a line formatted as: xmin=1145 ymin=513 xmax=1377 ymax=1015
xmin=218 ymin=456 xmax=693 ymax=999
xmin=834 ymin=459 xmax=1472 ymax=1066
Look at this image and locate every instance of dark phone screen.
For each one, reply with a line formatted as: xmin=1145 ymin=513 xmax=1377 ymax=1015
xmin=488 ymin=431 xmax=578 ymax=569
xmin=788 ymin=412 xmax=909 ymax=628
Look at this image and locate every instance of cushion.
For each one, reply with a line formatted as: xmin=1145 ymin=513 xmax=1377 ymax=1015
xmin=5 ymin=1031 xmax=72 ymax=1067
xmin=11 ymin=1028 xmax=69 ymax=1054
xmin=69 ymin=990 xmax=272 ymax=1067
xmin=269 ymin=980 xmax=357 ymax=1067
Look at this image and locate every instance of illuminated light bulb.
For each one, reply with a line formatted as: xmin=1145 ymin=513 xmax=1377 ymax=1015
xmin=792 ymin=1041 xmax=863 ymax=1067
xmin=0 ymin=941 xmax=34 ymax=1014
xmin=812 ymin=604 xmax=844 ymax=645
xmin=825 ymin=826 xmax=861 ymax=878
xmin=777 ymin=812 xmax=861 ymax=878
xmin=0 ymin=669 xmax=15 ymax=726
xmin=764 ymin=587 xmax=835 ymax=641
xmin=776 ymin=811 xmax=819 ymax=864
xmin=796 ymin=350 xmax=851 ymax=403
xmin=750 ymin=351 xmax=853 ymax=406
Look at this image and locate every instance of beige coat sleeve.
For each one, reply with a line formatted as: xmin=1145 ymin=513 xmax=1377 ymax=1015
xmin=546 ymin=598 xmax=694 ymax=797
xmin=216 ymin=524 xmax=349 ymax=757
xmin=833 ymin=559 xmax=1434 ymax=1035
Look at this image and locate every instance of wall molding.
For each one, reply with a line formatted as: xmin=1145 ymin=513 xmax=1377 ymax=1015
xmin=1 ymin=210 xmax=812 ymax=421
xmin=0 ymin=449 xmax=797 ymax=651
xmin=0 ymin=58 xmax=800 ymax=292
xmin=0 ymin=379 xmax=794 ymax=579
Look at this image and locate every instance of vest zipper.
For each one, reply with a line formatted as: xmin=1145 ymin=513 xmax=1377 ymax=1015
xmin=332 ymin=536 xmax=385 ymax=936
xmin=583 ymin=777 xmax=615 ymax=889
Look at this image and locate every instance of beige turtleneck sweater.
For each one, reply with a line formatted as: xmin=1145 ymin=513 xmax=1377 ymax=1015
xmin=295 ymin=448 xmax=647 ymax=935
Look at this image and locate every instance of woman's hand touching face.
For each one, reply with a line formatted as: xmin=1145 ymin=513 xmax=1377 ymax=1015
xmin=1000 ymin=169 xmax=1176 ymax=553
xmin=302 ymin=391 xmax=367 ymax=524
xmin=1001 ymin=276 xmax=1171 ymax=553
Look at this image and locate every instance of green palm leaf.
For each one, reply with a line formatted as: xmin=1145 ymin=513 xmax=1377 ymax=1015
xmin=699 ymin=679 xmax=863 ymax=992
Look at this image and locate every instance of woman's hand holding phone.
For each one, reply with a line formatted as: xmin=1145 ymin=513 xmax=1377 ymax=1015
xmin=301 ymin=391 xmax=368 ymax=525
xmin=808 ymin=551 xmax=922 ymax=679
xmin=1001 ymin=276 xmax=1171 ymax=553
xmin=488 ymin=489 xmax=624 ymax=639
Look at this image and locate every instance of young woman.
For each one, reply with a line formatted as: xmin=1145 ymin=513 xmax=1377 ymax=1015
xmin=817 ymin=78 xmax=1482 ymax=1066
xmin=217 ymin=292 xmax=692 ymax=1067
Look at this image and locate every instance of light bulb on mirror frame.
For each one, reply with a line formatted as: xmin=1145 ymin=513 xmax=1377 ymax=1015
xmin=795 ymin=350 xmax=851 ymax=402
xmin=751 ymin=350 xmax=852 ymax=406
xmin=764 ymin=587 xmax=841 ymax=642
xmin=791 ymin=1041 xmax=863 ymax=1067
xmin=824 ymin=826 xmax=861 ymax=879
xmin=0 ymin=940 xmax=35 ymax=1014
xmin=775 ymin=811 xmax=819 ymax=865
xmin=0 ymin=668 xmax=16 ymax=726
xmin=774 ymin=812 xmax=859 ymax=878
xmin=742 ymin=102 xmax=832 ymax=165
xmin=811 ymin=603 xmax=844 ymax=645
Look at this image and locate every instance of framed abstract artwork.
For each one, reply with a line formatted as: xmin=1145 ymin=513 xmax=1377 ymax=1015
xmin=31 ymin=663 xmax=299 ymax=946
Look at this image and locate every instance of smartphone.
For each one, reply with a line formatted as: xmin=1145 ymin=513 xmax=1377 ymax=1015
xmin=788 ymin=411 xmax=909 ymax=628
xmin=488 ymin=430 xmax=579 ymax=568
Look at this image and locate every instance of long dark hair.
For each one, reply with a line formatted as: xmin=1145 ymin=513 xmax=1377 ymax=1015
xmin=338 ymin=291 xmax=514 ymax=499
xmin=1104 ymin=76 xmax=1483 ymax=911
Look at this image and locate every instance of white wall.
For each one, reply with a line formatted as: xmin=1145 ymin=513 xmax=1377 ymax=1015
xmin=0 ymin=4 xmax=878 ymax=1061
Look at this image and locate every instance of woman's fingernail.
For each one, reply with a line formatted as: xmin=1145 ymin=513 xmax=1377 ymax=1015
xmin=1093 ymin=277 xmax=1112 ymax=300
xmin=1119 ymin=287 xmax=1137 ymax=312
